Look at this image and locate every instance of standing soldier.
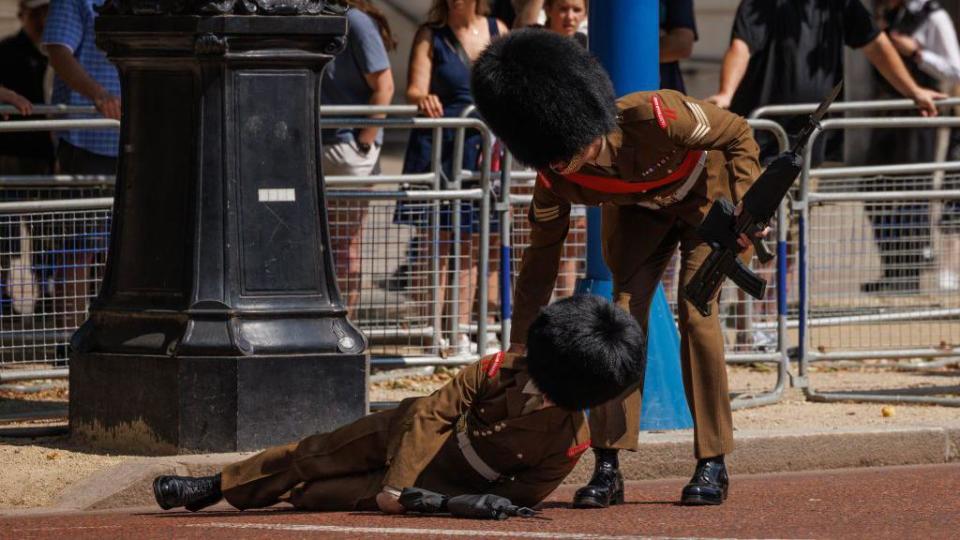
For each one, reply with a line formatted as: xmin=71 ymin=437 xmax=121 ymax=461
xmin=472 ymin=30 xmax=764 ymax=507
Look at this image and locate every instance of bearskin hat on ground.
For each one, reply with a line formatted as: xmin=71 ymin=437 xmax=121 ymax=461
xmin=525 ymin=294 xmax=646 ymax=411
xmin=471 ymin=28 xmax=618 ymax=170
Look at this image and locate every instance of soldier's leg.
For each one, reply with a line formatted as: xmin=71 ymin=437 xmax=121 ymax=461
xmin=288 ymin=470 xmax=385 ymax=512
xmin=589 ymin=204 xmax=680 ymax=450
xmin=573 ymin=205 xmax=679 ymax=509
xmin=221 ymin=409 xmax=396 ymax=510
xmin=676 ymin=228 xmax=735 ymax=459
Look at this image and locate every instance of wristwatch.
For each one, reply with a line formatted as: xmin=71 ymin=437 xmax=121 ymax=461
xmin=357 ymin=141 xmax=372 ymax=156
xmin=382 ymin=485 xmax=402 ymax=498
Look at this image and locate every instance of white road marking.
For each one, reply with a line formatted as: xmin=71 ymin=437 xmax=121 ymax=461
xmin=184 ymin=522 xmax=748 ymax=540
xmin=10 ymin=525 xmax=123 ymax=532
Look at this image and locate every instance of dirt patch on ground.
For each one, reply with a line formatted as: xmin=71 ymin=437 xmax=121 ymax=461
xmin=1 ymin=361 xmax=957 ymax=509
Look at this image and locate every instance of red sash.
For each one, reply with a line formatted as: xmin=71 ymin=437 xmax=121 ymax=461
xmin=539 ymin=150 xmax=704 ymax=194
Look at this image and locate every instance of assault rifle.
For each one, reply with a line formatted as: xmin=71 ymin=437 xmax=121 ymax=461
xmin=684 ymin=82 xmax=842 ymax=317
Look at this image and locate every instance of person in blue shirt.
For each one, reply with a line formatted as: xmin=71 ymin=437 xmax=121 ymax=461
xmin=41 ymin=0 xmax=121 ymax=342
xmin=323 ymin=0 xmax=396 ymax=315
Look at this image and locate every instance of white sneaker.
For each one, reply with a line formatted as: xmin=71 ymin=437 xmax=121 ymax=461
xmin=752 ymin=330 xmax=777 ymax=350
xmin=939 ymin=270 xmax=960 ymax=291
xmin=8 ymin=257 xmax=37 ymax=315
xmin=456 ymin=334 xmax=477 ymax=355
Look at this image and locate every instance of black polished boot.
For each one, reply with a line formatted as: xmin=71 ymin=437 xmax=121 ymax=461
xmin=572 ymin=448 xmax=624 ymax=508
xmin=680 ymin=456 xmax=729 ymax=506
xmin=153 ymin=474 xmax=223 ymax=512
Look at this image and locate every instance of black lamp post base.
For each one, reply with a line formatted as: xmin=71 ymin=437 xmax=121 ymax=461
xmin=70 ymin=352 xmax=367 ymax=453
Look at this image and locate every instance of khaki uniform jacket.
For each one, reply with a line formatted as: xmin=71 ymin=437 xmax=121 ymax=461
xmin=382 ymin=351 xmax=590 ymax=505
xmin=510 ymin=89 xmax=762 ymax=343
xmin=221 ymin=352 xmax=591 ymax=510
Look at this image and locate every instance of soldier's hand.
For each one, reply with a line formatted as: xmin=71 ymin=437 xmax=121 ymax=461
xmin=376 ymin=488 xmax=406 ymax=514
xmin=734 ymin=202 xmax=771 ymax=252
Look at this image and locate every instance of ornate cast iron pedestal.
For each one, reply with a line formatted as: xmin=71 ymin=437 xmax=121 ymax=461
xmin=70 ymin=0 xmax=367 ymax=453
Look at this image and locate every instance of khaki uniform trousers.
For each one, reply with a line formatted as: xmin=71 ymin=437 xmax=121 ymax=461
xmin=221 ymin=409 xmax=396 ymax=511
xmin=590 ymin=196 xmax=738 ymax=460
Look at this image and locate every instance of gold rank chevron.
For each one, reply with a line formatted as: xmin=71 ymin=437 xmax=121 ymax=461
xmin=684 ymin=101 xmax=711 ymax=146
xmin=532 ymin=202 xmax=560 ymax=222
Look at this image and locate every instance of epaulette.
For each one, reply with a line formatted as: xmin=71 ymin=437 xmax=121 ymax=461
xmin=620 ymin=91 xmax=680 ymax=129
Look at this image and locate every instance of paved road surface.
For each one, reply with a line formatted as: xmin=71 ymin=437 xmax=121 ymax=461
xmin=2 ymin=464 xmax=958 ymax=539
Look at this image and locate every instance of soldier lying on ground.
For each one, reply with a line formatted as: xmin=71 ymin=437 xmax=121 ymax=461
xmin=153 ymin=294 xmax=646 ymax=515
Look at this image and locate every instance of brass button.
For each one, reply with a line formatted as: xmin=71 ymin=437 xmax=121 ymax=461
xmin=473 ymin=430 xmax=479 ymax=437
xmin=479 ymin=408 xmax=485 ymax=413
xmin=494 ymin=425 xmax=502 ymax=432
xmin=516 ymin=453 xmax=523 ymax=459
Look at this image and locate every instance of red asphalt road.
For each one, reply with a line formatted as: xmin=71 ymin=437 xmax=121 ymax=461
xmin=2 ymin=464 xmax=958 ymax=540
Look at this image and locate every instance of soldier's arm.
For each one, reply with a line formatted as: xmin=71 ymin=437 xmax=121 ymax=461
xmin=487 ymin=443 xmax=584 ymax=507
xmin=658 ymin=89 xmax=761 ymax=202
xmin=381 ymin=359 xmax=488 ymax=490
xmin=508 ymin=179 xmax=572 ymax=346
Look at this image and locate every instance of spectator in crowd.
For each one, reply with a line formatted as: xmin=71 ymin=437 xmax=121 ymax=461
xmin=863 ymin=0 xmax=960 ymax=294
xmin=489 ymin=0 xmax=545 ymax=28
xmin=706 ymin=0 xmax=946 ymax=347
xmin=540 ymin=0 xmax=587 ymax=297
xmin=323 ymin=0 xmax=396 ymax=315
xmin=0 ymin=0 xmax=53 ymax=174
xmin=706 ymin=0 xmax=944 ymax=163
xmin=393 ymin=0 xmax=508 ymax=355
xmin=42 ymin=0 xmax=121 ymax=335
xmin=0 ymin=0 xmax=53 ymax=316
xmin=659 ymin=0 xmax=697 ymax=93
xmin=543 ymin=0 xmax=586 ymax=45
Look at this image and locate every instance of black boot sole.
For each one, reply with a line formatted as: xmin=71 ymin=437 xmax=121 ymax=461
xmin=572 ymin=489 xmax=624 ymax=509
xmin=680 ymin=487 xmax=728 ymax=506
xmin=680 ymin=493 xmax=724 ymax=506
xmin=185 ymin=493 xmax=223 ymax=512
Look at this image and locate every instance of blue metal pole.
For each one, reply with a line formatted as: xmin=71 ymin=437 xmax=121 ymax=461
xmin=577 ymin=0 xmax=660 ymax=298
xmin=580 ymin=0 xmax=693 ymax=430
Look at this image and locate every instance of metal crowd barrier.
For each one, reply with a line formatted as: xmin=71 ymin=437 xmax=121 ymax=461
xmin=0 ymin=104 xmax=795 ymax=414
xmin=748 ymin=97 xmax=960 ymax=119
xmin=795 ymin=116 xmax=960 ymax=406
xmin=8 ymin=101 xmax=958 ymax=413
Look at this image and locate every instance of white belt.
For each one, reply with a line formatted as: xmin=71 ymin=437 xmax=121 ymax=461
xmin=637 ymin=151 xmax=708 ymax=209
xmin=456 ymin=429 xmax=502 ymax=482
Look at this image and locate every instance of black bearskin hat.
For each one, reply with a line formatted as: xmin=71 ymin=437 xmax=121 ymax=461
xmin=471 ymin=29 xmax=618 ymax=169
xmin=525 ymin=295 xmax=646 ymax=411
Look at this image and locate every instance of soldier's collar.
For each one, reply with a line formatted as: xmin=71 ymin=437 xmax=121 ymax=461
xmin=584 ymin=129 xmax=620 ymax=173
xmin=521 ymin=378 xmax=542 ymax=396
